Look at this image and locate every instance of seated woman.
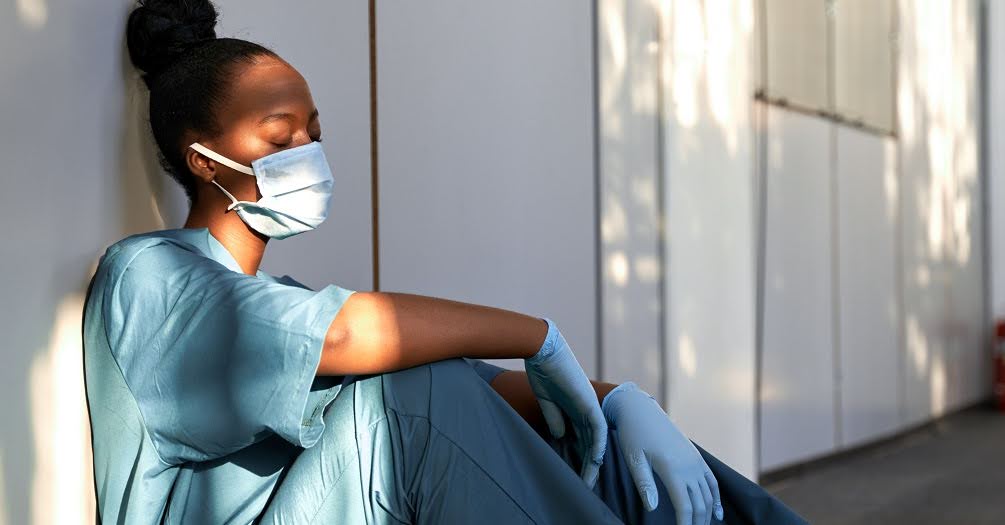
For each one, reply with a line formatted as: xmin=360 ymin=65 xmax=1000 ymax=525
xmin=81 ymin=1 xmax=808 ymax=523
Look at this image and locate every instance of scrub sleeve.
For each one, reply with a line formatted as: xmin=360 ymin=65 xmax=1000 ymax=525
xmin=107 ymin=242 xmax=358 ymax=465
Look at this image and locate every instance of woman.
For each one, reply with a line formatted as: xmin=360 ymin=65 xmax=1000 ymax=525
xmin=82 ymin=1 xmax=808 ymax=523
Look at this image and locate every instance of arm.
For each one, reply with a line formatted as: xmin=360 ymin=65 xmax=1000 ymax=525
xmin=317 ymin=291 xmax=549 ymax=376
xmin=320 ymin=291 xmax=609 ymax=487
xmin=488 ymin=370 xmax=618 ymax=432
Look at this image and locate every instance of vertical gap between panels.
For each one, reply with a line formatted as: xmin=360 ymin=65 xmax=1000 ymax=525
xmin=654 ymin=1 xmax=669 ymax=409
xmin=591 ymin=0 xmax=604 ymax=382
xmin=754 ymin=0 xmax=770 ymax=479
xmin=368 ymin=0 xmax=381 ymax=292
xmin=827 ymin=0 xmax=844 ymax=449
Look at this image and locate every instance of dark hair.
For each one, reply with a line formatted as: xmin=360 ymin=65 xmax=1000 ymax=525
xmin=126 ymin=0 xmax=279 ymax=205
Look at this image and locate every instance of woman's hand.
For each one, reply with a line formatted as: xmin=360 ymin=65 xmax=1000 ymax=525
xmin=524 ymin=317 xmax=608 ymax=488
xmin=602 ymin=381 xmax=724 ymax=525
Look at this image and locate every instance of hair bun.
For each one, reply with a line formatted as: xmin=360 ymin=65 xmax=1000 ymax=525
xmin=127 ymin=0 xmax=219 ymax=81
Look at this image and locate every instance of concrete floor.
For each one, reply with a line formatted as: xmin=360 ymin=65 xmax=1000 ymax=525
xmin=763 ymin=404 xmax=1005 ymax=525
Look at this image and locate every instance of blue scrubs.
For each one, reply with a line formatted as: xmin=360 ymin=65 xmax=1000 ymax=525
xmin=83 ymin=227 xmax=806 ymax=524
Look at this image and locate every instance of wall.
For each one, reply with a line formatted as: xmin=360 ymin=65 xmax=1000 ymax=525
xmin=596 ymin=0 xmax=759 ymax=479
xmin=374 ymin=0 xmax=599 ymax=376
xmin=0 ymin=1 xmax=995 ymax=522
xmin=0 ymin=1 xmax=373 ymax=523
xmin=987 ymin=0 xmax=1005 ymax=323
xmin=758 ymin=0 xmax=987 ymax=472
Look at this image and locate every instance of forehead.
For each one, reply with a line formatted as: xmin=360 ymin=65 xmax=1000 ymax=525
xmin=218 ymin=57 xmax=315 ymax=126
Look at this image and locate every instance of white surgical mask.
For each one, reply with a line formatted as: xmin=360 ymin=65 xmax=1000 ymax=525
xmin=189 ymin=141 xmax=335 ymax=239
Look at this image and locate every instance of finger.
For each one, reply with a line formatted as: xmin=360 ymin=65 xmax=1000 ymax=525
xmin=704 ymin=469 xmax=723 ymax=521
xmin=623 ymin=449 xmax=659 ymax=512
xmin=580 ymin=454 xmax=601 ymax=489
xmin=697 ymin=477 xmax=714 ymax=525
xmin=574 ymin=423 xmax=601 ymax=489
xmin=668 ymin=480 xmax=693 ymax=525
xmin=536 ymin=398 xmax=566 ymax=439
xmin=687 ymin=483 xmax=707 ymax=525
xmin=583 ymin=410 xmax=608 ymax=488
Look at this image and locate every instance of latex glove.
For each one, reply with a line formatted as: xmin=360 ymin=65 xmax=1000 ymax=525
xmin=601 ymin=381 xmax=723 ymax=525
xmin=524 ymin=317 xmax=608 ymax=488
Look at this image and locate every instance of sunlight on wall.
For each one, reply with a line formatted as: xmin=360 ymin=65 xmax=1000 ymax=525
xmin=677 ymin=333 xmax=698 ymax=378
xmin=30 ymin=293 xmax=95 ymax=525
xmin=931 ymin=357 xmax=947 ymax=416
xmin=599 ymin=2 xmax=627 ymax=140
xmin=670 ymin=0 xmax=704 ymax=129
xmin=906 ymin=315 xmax=930 ymax=376
xmin=609 ymin=250 xmax=630 ymax=286
xmin=898 ymin=0 xmax=981 ymax=418
xmin=883 ymin=140 xmax=899 ymax=224
xmin=601 ymin=193 xmax=627 ymax=243
xmin=659 ymin=0 xmax=757 ymax=477
xmin=633 ymin=254 xmax=661 ymax=283
xmin=15 ymin=0 xmax=47 ymax=30
xmin=908 ymin=0 xmax=978 ymax=268
xmin=0 ymin=450 xmax=8 ymax=525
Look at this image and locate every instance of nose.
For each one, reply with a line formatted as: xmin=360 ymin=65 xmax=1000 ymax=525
xmin=290 ymin=130 xmax=314 ymax=148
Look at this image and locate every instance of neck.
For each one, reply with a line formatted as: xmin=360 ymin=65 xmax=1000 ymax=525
xmin=183 ymin=199 xmax=268 ymax=276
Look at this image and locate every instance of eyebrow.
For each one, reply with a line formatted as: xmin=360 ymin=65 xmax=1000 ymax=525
xmin=258 ymin=107 xmax=320 ymax=126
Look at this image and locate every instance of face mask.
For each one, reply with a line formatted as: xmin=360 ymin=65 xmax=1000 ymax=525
xmin=188 ymin=141 xmax=335 ymax=240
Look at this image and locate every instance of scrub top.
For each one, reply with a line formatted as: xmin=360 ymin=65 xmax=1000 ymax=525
xmin=82 ymin=227 xmax=506 ymax=524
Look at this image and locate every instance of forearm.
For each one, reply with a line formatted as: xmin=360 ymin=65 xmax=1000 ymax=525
xmin=318 ymin=291 xmax=548 ymax=375
xmin=488 ymin=370 xmax=619 ymax=431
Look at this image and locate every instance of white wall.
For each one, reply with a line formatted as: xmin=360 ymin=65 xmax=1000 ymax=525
xmin=897 ymin=0 xmax=985 ymax=424
xmin=596 ymin=0 xmax=665 ymax=404
xmin=835 ymin=128 xmax=901 ymax=448
xmin=759 ymin=108 xmax=837 ymax=470
xmin=597 ymin=0 xmax=760 ymax=480
xmin=658 ymin=0 xmax=759 ymax=478
xmin=987 ymin=0 xmax=1005 ymax=324
xmin=758 ymin=0 xmax=987 ymax=472
xmin=1 ymin=1 xmax=995 ymax=522
xmin=0 ymin=2 xmax=373 ymax=523
xmin=374 ymin=0 xmax=599 ymax=376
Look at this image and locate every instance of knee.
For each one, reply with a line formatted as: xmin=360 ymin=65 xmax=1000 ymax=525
xmin=380 ymin=358 xmax=489 ymax=418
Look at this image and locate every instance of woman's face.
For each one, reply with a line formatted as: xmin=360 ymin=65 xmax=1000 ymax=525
xmin=184 ymin=55 xmax=323 ymax=206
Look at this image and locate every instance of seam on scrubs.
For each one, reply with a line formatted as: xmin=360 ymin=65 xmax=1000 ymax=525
xmin=300 ymin=453 xmax=363 ymax=524
xmin=99 ymin=242 xmax=180 ymax=467
xmin=387 ymin=410 xmax=539 ymax=524
xmin=292 ymin=287 xmax=358 ymax=448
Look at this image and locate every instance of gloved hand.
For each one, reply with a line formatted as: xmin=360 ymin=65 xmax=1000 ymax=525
xmin=524 ymin=317 xmax=608 ymax=488
xmin=601 ymin=381 xmax=723 ymax=525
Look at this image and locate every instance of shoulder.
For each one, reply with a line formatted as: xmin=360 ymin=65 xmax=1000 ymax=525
xmin=93 ymin=229 xmax=236 ymax=335
xmin=99 ymin=229 xmax=205 ymax=273
xmin=98 ymin=228 xmax=229 ymax=287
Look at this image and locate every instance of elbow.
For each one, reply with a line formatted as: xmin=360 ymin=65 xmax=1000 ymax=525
xmin=318 ymin=300 xmax=355 ymax=376
xmin=318 ymin=291 xmax=402 ymax=376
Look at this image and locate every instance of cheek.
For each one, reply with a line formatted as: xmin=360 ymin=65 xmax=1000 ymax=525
xmin=215 ymin=136 xmax=268 ymax=201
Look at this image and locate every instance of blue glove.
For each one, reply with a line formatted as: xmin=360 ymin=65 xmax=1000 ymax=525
xmin=524 ymin=317 xmax=608 ymax=488
xmin=601 ymin=381 xmax=723 ymax=525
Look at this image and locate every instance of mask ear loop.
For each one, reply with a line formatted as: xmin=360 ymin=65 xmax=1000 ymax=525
xmin=189 ymin=142 xmax=256 ymax=212
xmin=189 ymin=142 xmax=255 ymax=175
xmin=210 ymin=179 xmax=246 ymax=211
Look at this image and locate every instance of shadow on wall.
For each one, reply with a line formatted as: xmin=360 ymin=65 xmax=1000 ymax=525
xmin=116 ymin=15 xmax=188 ymax=234
xmin=597 ymin=0 xmax=666 ymax=396
xmin=758 ymin=0 xmax=984 ymax=472
xmin=601 ymin=0 xmax=757 ymax=477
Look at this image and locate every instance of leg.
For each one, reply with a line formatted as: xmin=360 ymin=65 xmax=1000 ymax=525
xmin=257 ymin=358 xmax=623 ymax=524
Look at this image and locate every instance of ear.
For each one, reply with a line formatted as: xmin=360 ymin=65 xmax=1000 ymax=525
xmin=185 ymin=144 xmax=217 ymax=184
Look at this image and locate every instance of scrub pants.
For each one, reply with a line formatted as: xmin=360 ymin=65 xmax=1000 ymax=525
xmin=256 ymin=358 xmax=807 ymax=524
